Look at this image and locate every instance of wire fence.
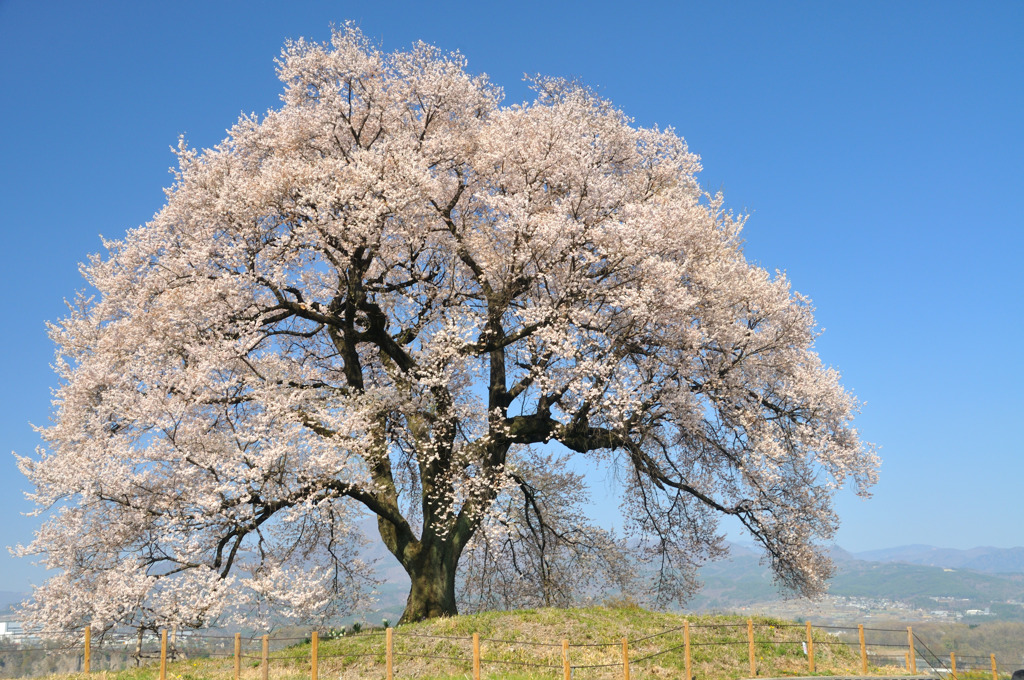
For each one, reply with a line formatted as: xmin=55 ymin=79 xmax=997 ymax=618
xmin=0 ymin=618 xmax=1019 ymax=680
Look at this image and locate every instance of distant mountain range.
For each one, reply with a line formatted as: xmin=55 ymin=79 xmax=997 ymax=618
xmin=684 ymin=542 xmax=1024 ymax=618
xmin=0 ymin=591 xmax=26 ymax=615
xmin=851 ymin=545 xmax=1024 ymax=574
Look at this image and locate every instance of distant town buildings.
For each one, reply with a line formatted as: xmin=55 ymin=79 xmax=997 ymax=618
xmin=0 ymin=620 xmax=24 ymax=639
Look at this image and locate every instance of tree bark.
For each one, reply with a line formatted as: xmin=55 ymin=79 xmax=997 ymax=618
xmin=398 ymin=541 xmax=459 ymax=623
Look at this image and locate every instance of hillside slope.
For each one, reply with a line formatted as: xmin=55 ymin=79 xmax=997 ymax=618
xmin=2 ymin=609 xmax=866 ymax=680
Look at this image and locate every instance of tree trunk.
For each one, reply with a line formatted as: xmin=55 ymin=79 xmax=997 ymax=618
xmin=398 ymin=541 xmax=459 ymax=623
xmin=134 ymin=629 xmax=144 ymax=666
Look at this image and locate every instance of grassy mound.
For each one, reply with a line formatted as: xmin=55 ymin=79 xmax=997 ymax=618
xmin=41 ymin=607 xmax=883 ymax=680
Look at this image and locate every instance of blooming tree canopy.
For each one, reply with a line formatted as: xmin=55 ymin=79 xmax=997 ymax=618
xmin=17 ymin=26 xmax=878 ymax=629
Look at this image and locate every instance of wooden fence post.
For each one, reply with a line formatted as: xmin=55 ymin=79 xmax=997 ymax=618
xmin=562 ymin=639 xmax=570 ymax=680
xmin=473 ymin=632 xmax=480 ymax=680
xmin=951 ymin=652 xmax=957 ymax=679
xmin=84 ymin=625 xmax=91 ymax=674
xmin=160 ymin=630 xmax=168 ymax=680
xmin=990 ymin=654 xmax=997 ymax=680
xmin=806 ymin=621 xmax=815 ymax=673
xmin=386 ymin=627 xmax=393 ymax=680
xmin=261 ymin=634 xmax=269 ymax=680
xmin=748 ymin=619 xmax=756 ymax=676
xmin=622 ymin=636 xmax=630 ymax=680
xmin=234 ymin=633 xmax=241 ymax=680
xmin=858 ymin=623 xmax=867 ymax=674
xmin=311 ymin=630 xmax=318 ymax=680
xmin=907 ymin=627 xmax=917 ymax=674
xmin=684 ymin=620 xmax=692 ymax=680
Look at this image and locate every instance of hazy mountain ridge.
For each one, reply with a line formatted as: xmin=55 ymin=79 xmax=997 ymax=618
xmin=853 ymin=545 xmax=1024 ymax=574
xmin=686 ymin=543 xmax=1024 ymax=622
xmin=830 ymin=560 xmax=1024 ymax=601
xmin=0 ymin=592 xmax=25 ymax=616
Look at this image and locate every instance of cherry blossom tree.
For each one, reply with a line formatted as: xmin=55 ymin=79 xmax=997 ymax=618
xmin=17 ymin=26 xmax=878 ymax=628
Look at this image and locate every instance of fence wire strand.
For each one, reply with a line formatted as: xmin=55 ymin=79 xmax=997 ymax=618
xmin=395 ymin=631 xmax=472 ymax=641
xmin=479 ymin=656 xmax=561 ymax=669
xmin=392 ymin=651 xmax=466 ymax=662
xmin=633 ymin=640 xmax=689 ymax=663
xmin=631 ymin=623 xmax=688 ymax=642
xmin=477 ymin=636 xmax=563 ymax=647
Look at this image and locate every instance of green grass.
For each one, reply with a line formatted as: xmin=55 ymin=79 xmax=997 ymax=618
xmin=33 ymin=607 xmax=917 ymax=680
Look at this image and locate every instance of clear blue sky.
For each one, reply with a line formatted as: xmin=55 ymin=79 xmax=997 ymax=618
xmin=1 ymin=1 xmax=1021 ymax=591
